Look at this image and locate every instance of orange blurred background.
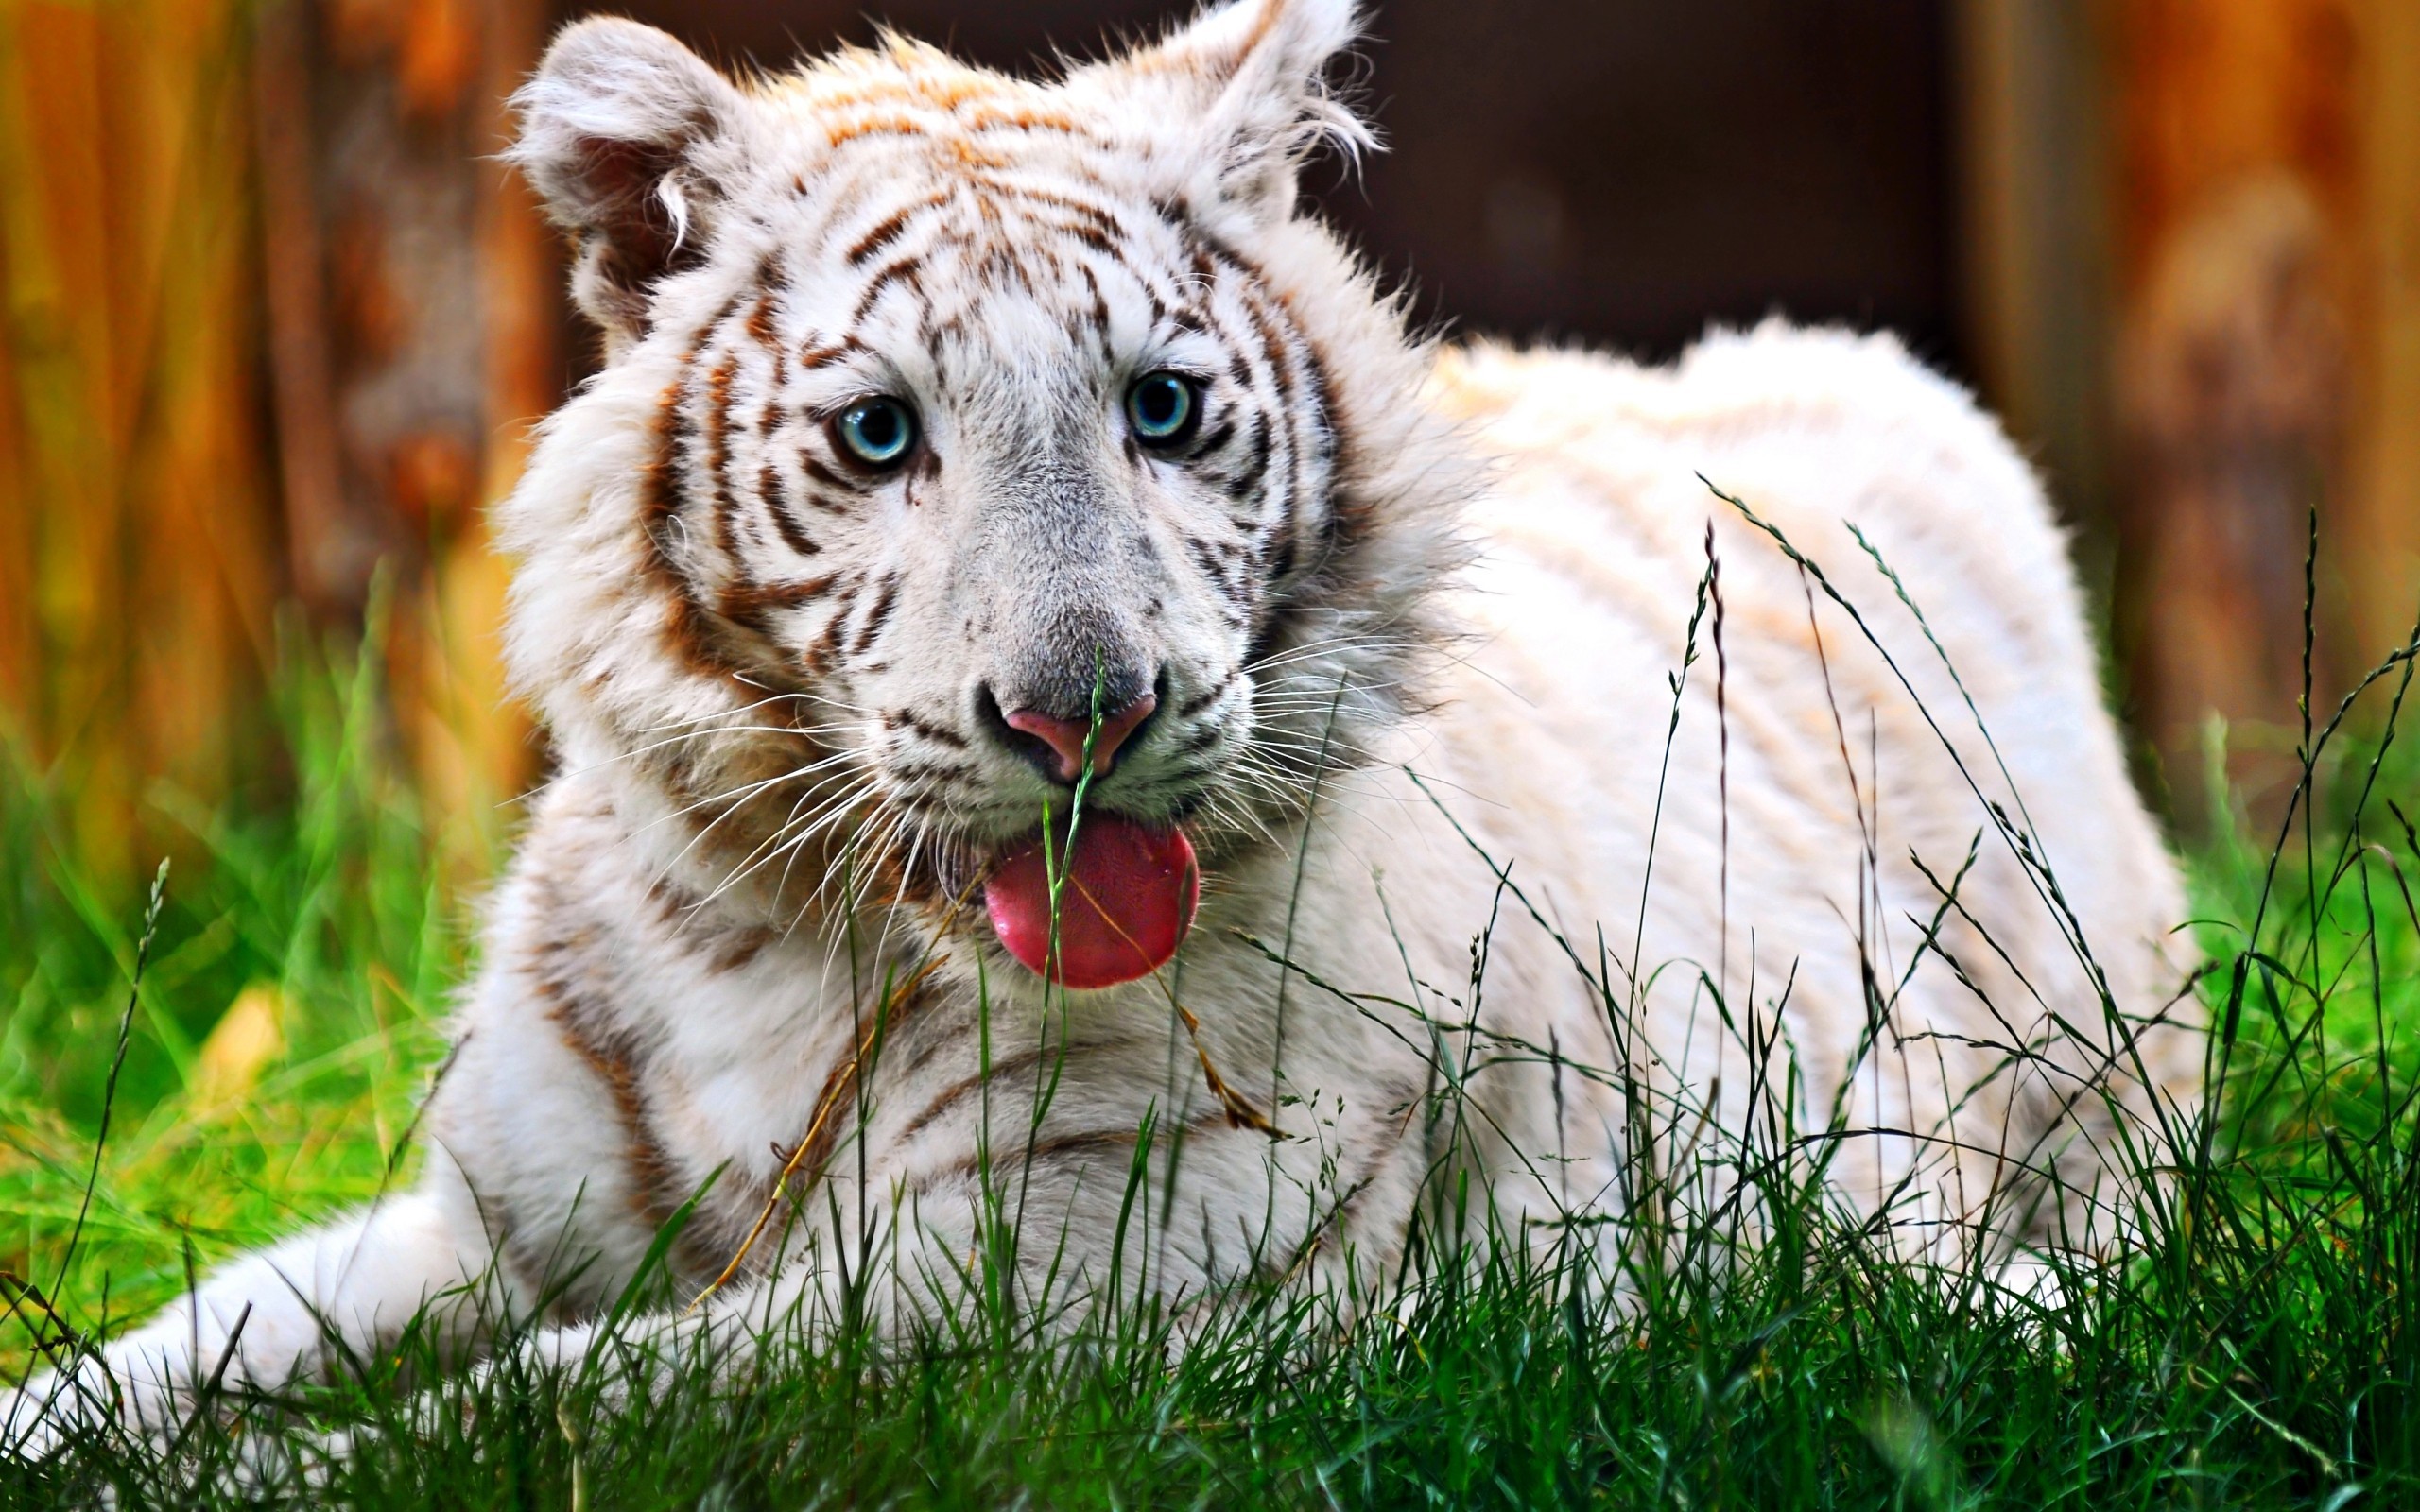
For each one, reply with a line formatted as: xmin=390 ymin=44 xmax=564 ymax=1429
xmin=1 ymin=0 xmax=2412 ymax=885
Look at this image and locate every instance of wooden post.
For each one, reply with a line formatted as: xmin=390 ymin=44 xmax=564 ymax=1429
xmin=2345 ymin=0 xmax=2420 ymax=665
xmin=1953 ymin=0 xmax=2118 ymax=586
xmin=250 ymin=0 xmax=551 ymax=857
xmin=0 ymin=0 xmax=279 ymax=882
xmin=1958 ymin=0 xmax=2416 ymax=819
xmin=2103 ymin=0 xmax=2420 ymax=815
xmin=0 ymin=0 xmax=554 ymax=883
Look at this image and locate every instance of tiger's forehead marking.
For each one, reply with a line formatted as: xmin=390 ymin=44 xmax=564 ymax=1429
xmin=725 ymin=83 xmax=1199 ymax=363
xmin=742 ymin=45 xmax=1167 ymax=259
xmin=741 ymin=156 xmax=1215 ymax=399
xmin=794 ymin=131 xmax=1160 ymax=268
xmin=758 ymin=39 xmax=1090 ymax=152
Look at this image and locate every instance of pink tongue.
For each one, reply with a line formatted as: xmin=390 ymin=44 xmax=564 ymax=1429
xmin=983 ymin=815 xmax=1201 ymax=989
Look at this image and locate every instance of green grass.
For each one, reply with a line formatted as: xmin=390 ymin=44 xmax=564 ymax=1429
xmin=0 ymin=621 xmax=466 ymax=1388
xmin=1 ymin=568 xmax=2417 ymax=1509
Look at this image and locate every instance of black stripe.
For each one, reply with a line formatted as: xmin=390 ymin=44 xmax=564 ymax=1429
xmin=744 ymin=290 xmax=778 ymax=346
xmin=851 ymin=252 xmax=926 ymax=326
xmin=1168 ymin=720 xmax=1227 ymax=759
xmin=995 ymin=183 xmax=1129 ymax=242
xmin=852 ymin=573 xmax=902 ymax=658
xmin=899 ymin=1045 xmax=1052 ymax=1142
xmin=1184 ymin=419 xmax=1237 ymax=463
xmin=760 ymin=463 xmax=821 ymax=558
xmin=847 ymin=193 xmax=946 ymax=266
xmin=889 ymin=709 xmax=970 ymax=748
xmin=1177 ymin=670 xmax=1237 ymax=720
xmin=720 ymin=574 xmax=838 ymax=627
xmin=797 ymin=336 xmax=864 ymax=370
xmin=1296 ymin=336 xmax=1359 ymax=557
xmin=639 ymin=349 xmax=744 ymax=682
xmin=887 ymin=758 xmax=979 ymax=784
xmin=1220 ymin=417 xmax=1273 ymax=506
xmin=703 ymin=349 xmax=743 ymax=567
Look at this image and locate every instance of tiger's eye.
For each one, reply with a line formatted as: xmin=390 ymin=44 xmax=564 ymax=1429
xmin=1126 ymin=372 xmax=1200 ymax=447
xmin=835 ymin=397 xmax=916 ymax=468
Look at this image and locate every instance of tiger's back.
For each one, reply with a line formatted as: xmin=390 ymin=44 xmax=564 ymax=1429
xmin=1388 ymin=331 xmax=2198 ymax=1245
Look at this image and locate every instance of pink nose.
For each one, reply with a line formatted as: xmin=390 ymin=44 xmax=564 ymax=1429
xmin=1004 ymin=695 xmax=1158 ymax=782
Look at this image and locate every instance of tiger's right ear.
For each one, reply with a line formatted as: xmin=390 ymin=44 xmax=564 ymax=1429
xmin=1085 ymin=0 xmax=1369 ymax=232
xmin=510 ymin=19 xmax=743 ymax=341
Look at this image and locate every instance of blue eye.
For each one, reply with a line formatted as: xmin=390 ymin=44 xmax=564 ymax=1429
xmin=834 ymin=396 xmax=916 ymax=468
xmin=1126 ymin=371 xmax=1200 ymax=446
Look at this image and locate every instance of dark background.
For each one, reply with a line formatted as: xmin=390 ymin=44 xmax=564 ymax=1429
xmin=592 ymin=0 xmax=1962 ymax=375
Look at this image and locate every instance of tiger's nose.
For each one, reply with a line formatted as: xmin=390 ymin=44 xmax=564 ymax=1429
xmin=995 ymin=694 xmax=1158 ymax=782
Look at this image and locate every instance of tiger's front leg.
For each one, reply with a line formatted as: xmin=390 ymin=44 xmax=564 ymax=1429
xmin=335 ymin=1100 xmax=1432 ymax=1462
xmin=1 ymin=1150 xmax=503 ymax=1461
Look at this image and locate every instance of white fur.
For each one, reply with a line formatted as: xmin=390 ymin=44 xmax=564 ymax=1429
xmin=8 ymin=0 xmax=2196 ymax=1458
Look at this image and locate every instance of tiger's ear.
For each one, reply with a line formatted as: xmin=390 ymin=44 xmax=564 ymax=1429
xmin=510 ymin=19 xmax=744 ymax=341
xmin=1095 ymin=0 xmax=1371 ymax=227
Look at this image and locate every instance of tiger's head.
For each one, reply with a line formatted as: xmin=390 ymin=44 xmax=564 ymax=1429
xmin=500 ymin=0 xmax=1466 ymax=984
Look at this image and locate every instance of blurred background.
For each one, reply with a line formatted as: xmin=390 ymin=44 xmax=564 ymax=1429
xmin=0 ymin=0 xmax=2414 ymax=890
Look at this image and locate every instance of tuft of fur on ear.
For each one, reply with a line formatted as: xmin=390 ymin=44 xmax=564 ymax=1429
xmin=510 ymin=19 xmax=743 ymax=343
xmin=1097 ymin=0 xmax=1372 ymax=226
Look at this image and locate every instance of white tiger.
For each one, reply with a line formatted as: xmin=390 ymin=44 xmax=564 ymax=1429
xmin=9 ymin=0 xmax=2198 ymax=1452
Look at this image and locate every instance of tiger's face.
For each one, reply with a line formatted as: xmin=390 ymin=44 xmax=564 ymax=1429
xmin=502 ymin=2 xmax=1458 ymax=971
xmin=614 ymin=112 xmax=1345 ymax=851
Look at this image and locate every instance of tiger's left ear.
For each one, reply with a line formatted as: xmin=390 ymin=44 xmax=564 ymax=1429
xmin=1089 ymin=0 xmax=1371 ymax=226
xmin=510 ymin=19 xmax=745 ymax=342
